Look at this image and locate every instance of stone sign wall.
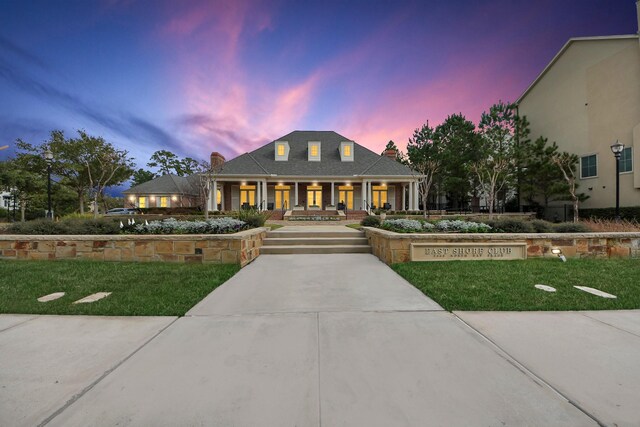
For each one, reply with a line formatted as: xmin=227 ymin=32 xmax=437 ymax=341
xmin=411 ymin=243 xmax=527 ymax=261
xmin=0 ymin=227 xmax=267 ymax=267
xmin=364 ymin=227 xmax=640 ymax=264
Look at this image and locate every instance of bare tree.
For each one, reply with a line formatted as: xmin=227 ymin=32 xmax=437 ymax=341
xmin=406 ymin=122 xmax=443 ymax=217
xmin=552 ymin=151 xmax=582 ymax=222
xmin=85 ymin=145 xmax=133 ymax=219
xmin=195 ymin=156 xmax=224 ymax=220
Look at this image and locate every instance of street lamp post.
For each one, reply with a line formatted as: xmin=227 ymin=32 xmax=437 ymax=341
xmin=610 ymin=141 xmax=624 ymax=221
xmin=44 ymin=150 xmax=53 ymax=220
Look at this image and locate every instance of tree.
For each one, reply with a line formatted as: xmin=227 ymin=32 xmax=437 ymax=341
xmin=175 ymin=157 xmax=200 ymax=176
xmin=147 ymin=150 xmax=179 ymax=175
xmin=552 ymin=151 xmax=587 ymax=223
xmin=131 ymin=169 xmax=156 ymax=187
xmin=381 ymin=140 xmax=405 ymax=163
xmin=435 ymin=114 xmax=481 ymax=210
xmin=0 ymin=156 xmax=46 ymax=221
xmin=406 ymin=122 xmax=444 ymax=217
xmin=520 ymin=137 xmax=568 ymax=209
xmin=194 ymin=158 xmax=224 ymax=220
xmin=474 ymin=102 xmax=523 ymax=218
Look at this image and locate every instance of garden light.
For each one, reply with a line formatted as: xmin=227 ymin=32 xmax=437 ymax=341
xmin=551 ymin=248 xmax=567 ymax=262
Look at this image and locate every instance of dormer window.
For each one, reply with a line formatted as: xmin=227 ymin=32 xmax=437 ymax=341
xmin=340 ymin=141 xmax=354 ymax=162
xmin=308 ymin=141 xmax=321 ymax=161
xmin=275 ymin=141 xmax=290 ymax=161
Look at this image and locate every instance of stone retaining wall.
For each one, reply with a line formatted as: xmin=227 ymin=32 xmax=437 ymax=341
xmin=0 ymin=228 xmax=267 ymax=267
xmin=364 ymin=227 xmax=640 ymax=265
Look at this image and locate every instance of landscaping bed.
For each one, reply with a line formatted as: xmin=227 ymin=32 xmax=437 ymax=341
xmin=0 ymin=260 xmax=239 ymax=316
xmin=393 ymin=258 xmax=640 ymax=311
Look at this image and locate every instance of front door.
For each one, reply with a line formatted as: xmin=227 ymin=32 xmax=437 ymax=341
xmin=372 ymin=186 xmax=388 ymax=209
xmin=274 ymin=185 xmax=290 ymax=210
xmin=307 ymin=185 xmax=322 ymax=208
xmin=338 ymin=186 xmax=354 ymax=209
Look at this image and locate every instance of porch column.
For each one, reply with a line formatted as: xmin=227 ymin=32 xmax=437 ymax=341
xmin=413 ymin=181 xmax=419 ymax=211
xmin=262 ymin=180 xmax=268 ymax=211
xmin=220 ymin=183 xmax=225 ymax=211
xmin=361 ymin=181 xmax=367 ymax=210
xmin=212 ymin=179 xmax=218 ymax=211
xmin=402 ymin=184 xmax=406 ymax=210
xmin=368 ymin=181 xmax=373 ymax=211
xmin=331 ymin=182 xmax=335 ymax=206
xmin=294 ymin=181 xmax=299 ymax=206
xmin=255 ymin=181 xmax=261 ymax=210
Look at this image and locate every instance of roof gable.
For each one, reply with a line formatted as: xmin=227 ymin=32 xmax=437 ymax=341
xmin=219 ymin=130 xmax=414 ymax=177
xmin=123 ymin=174 xmax=197 ymax=195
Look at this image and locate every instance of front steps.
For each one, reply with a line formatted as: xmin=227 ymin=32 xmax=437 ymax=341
xmin=261 ymin=229 xmax=371 ymax=254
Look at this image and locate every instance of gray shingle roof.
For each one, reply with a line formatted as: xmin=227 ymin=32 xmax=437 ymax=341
xmin=219 ymin=130 xmax=414 ymax=177
xmin=123 ymin=174 xmax=198 ymax=195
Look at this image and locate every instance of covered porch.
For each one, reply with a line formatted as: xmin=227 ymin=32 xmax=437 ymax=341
xmin=208 ymin=178 xmax=421 ymax=213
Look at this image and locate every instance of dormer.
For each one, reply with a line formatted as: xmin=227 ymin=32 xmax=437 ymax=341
xmin=275 ymin=141 xmax=290 ymax=161
xmin=308 ymin=141 xmax=321 ymax=161
xmin=340 ymin=141 xmax=354 ymax=162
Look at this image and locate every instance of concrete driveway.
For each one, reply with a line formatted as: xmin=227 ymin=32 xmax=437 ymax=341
xmin=2 ymin=254 xmax=638 ymax=426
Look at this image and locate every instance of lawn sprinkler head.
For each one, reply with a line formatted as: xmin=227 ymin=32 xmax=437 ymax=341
xmin=551 ymin=248 xmax=567 ymax=262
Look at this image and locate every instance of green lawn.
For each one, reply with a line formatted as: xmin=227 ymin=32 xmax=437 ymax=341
xmin=392 ymin=258 xmax=640 ymax=311
xmin=0 ymin=260 xmax=239 ymax=316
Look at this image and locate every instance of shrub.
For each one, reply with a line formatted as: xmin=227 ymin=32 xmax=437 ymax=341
xmin=580 ymin=206 xmax=640 ymax=221
xmin=531 ymin=219 xmax=554 ymax=233
xmin=582 ymin=218 xmax=640 ymax=232
xmin=554 ymin=222 xmax=591 ymax=233
xmin=434 ymin=220 xmax=492 ymax=233
xmin=483 ymin=219 xmax=535 ymax=233
xmin=133 ymin=217 xmax=247 ymax=234
xmin=62 ymin=213 xmax=95 ymax=220
xmin=360 ymin=216 xmax=381 ymax=227
xmin=7 ymin=218 xmax=121 ymax=235
xmin=233 ymin=209 xmax=270 ymax=227
xmin=381 ymin=219 xmax=424 ymax=232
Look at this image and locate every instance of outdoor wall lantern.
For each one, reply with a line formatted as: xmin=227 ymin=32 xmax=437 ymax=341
xmin=610 ymin=140 xmax=624 ymax=221
xmin=171 ymin=195 xmax=178 ymax=201
xmin=551 ymin=248 xmax=567 ymax=262
xmin=44 ymin=149 xmax=53 ymax=219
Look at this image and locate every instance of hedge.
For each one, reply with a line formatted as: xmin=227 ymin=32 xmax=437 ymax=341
xmin=580 ymin=206 xmax=640 ymax=221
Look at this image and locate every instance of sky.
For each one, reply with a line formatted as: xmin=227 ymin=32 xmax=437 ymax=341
xmin=0 ymin=0 xmax=636 ymax=171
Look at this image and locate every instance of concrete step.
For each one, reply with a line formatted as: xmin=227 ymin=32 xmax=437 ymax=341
xmin=263 ymin=237 xmax=369 ymax=246
xmin=260 ymin=245 xmax=372 ymax=254
xmin=267 ymin=231 xmax=365 ymax=238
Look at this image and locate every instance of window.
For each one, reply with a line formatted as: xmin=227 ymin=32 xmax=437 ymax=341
xmin=217 ymin=189 xmax=222 ymax=204
xmin=308 ymin=142 xmax=321 ymax=161
xmin=620 ymin=147 xmax=632 ymax=173
xmin=138 ymin=197 xmax=146 ymax=208
xmin=344 ymin=145 xmax=351 ymax=156
xmin=160 ymin=196 xmax=168 ymax=207
xmin=580 ymin=155 xmax=597 ymax=178
xmin=277 ymin=144 xmax=285 ymax=156
xmin=372 ymin=185 xmax=388 ymax=209
xmin=240 ymin=185 xmax=256 ymax=207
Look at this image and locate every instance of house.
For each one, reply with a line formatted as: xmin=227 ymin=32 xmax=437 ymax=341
xmin=124 ymin=131 xmax=419 ymax=213
xmin=123 ymin=173 xmax=200 ymax=209
xmin=517 ymin=2 xmax=640 ymax=209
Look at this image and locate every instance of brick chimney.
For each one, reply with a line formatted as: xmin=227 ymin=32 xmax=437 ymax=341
xmin=210 ymin=152 xmax=225 ymax=168
xmin=383 ymin=149 xmax=397 ymax=159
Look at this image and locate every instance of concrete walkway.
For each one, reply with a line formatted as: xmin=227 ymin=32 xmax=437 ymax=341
xmin=1 ymin=254 xmax=638 ymax=426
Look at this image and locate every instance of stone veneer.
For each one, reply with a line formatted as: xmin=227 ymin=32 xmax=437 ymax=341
xmin=0 ymin=227 xmax=267 ymax=267
xmin=364 ymin=227 xmax=640 ymax=265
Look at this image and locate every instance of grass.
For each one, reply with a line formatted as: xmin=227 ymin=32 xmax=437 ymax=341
xmin=392 ymin=258 xmax=640 ymax=311
xmin=346 ymin=223 xmax=362 ymax=229
xmin=0 ymin=260 xmax=239 ymax=316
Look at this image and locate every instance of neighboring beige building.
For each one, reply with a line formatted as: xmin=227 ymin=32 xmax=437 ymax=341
xmin=517 ymin=7 xmax=640 ymax=209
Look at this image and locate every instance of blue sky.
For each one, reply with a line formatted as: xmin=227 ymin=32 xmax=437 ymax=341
xmin=0 ymin=0 xmax=635 ymax=172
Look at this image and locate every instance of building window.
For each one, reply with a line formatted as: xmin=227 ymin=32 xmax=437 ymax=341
xmin=372 ymin=185 xmax=388 ymax=209
xmin=311 ymin=145 xmax=318 ymax=157
xmin=620 ymin=147 xmax=632 ymax=173
xmin=308 ymin=141 xmax=321 ymax=161
xmin=138 ymin=197 xmax=146 ymax=208
xmin=344 ymin=145 xmax=351 ymax=156
xmin=240 ymin=185 xmax=256 ymax=208
xmin=217 ymin=189 xmax=222 ymax=204
xmin=160 ymin=196 xmax=168 ymax=208
xmin=580 ymin=154 xmax=597 ymax=178
xmin=277 ymin=144 xmax=285 ymax=156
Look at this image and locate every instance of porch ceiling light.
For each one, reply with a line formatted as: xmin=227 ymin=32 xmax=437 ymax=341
xmin=171 ymin=195 xmax=178 ymax=201
xmin=129 ymin=195 xmax=135 ymax=201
